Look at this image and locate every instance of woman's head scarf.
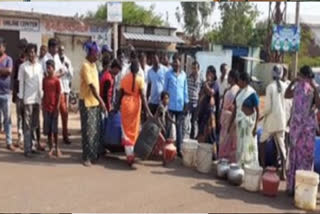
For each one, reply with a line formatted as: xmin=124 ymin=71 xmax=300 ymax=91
xmin=83 ymin=41 xmax=100 ymax=55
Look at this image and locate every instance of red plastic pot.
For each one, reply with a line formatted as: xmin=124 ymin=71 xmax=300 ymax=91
xmin=262 ymin=167 xmax=280 ymax=197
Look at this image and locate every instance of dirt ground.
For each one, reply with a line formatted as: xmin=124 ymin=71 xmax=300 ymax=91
xmin=0 ymin=104 xmax=318 ymax=213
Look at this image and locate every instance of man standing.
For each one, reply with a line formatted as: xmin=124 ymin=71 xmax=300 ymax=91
xmin=18 ymin=44 xmax=43 ymax=157
xmin=218 ymin=63 xmax=229 ymax=98
xmin=58 ymin=45 xmax=73 ymax=144
xmin=147 ymin=54 xmax=166 ymax=115
xmin=139 ymin=52 xmax=150 ymax=87
xmin=185 ymin=61 xmax=202 ymax=139
xmin=161 ymin=55 xmax=171 ymax=71
xmin=41 ymin=38 xmax=63 ymax=76
xmin=12 ymin=38 xmax=28 ymax=148
xmin=0 ymin=37 xmax=15 ymax=151
xmin=164 ymin=56 xmax=189 ymax=157
xmin=39 ymin=45 xmax=47 ymax=61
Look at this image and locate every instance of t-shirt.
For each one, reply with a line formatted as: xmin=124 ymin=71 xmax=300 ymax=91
xmin=156 ymin=103 xmax=169 ymax=127
xmin=0 ymin=54 xmax=13 ymax=95
xmin=100 ymin=70 xmax=114 ymax=112
xmin=43 ymin=76 xmax=61 ymax=112
xmin=79 ymin=59 xmax=100 ymax=107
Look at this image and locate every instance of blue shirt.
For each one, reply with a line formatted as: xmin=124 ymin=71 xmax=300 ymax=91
xmin=0 ymin=55 xmax=13 ymax=95
xmin=148 ymin=65 xmax=166 ymax=105
xmin=164 ymin=69 xmax=189 ymax=112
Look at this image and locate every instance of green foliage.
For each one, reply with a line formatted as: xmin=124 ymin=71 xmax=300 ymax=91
xmin=86 ymin=2 xmax=163 ymax=26
xmin=205 ymin=2 xmax=260 ymax=46
xmin=176 ymin=2 xmax=215 ymax=38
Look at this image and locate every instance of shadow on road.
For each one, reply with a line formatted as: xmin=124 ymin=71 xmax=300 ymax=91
xmin=192 ymin=181 xmax=297 ymax=211
xmin=150 ymin=159 xmax=214 ymax=180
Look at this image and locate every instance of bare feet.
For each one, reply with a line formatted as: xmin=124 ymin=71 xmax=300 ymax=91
xmin=37 ymin=143 xmax=46 ymax=151
xmin=56 ymin=149 xmax=63 ymax=158
xmin=48 ymin=149 xmax=55 ymax=158
xmin=83 ymin=160 xmax=92 ymax=167
xmin=7 ymin=144 xmax=16 ymax=152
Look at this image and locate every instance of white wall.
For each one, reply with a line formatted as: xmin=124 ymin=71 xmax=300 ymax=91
xmin=20 ymin=31 xmax=42 ymax=51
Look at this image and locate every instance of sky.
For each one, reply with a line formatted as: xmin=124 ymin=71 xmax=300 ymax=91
xmin=0 ymin=1 xmax=320 ymax=31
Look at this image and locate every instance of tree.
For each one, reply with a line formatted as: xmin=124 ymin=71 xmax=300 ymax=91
xmin=214 ymin=2 xmax=260 ymax=46
xmin=175 ymin=2 xmax=215 ymax=38
xmin=86 ymin=2 xmax=164 ymax=26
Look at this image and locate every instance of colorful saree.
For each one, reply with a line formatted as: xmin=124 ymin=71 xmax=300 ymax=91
xmin=287 ymin=80 xmax=316 ymax=193
xmin=120 ymin=73 xmax=144 ymax=148
xmin=235 ymin=85 xmax=259 ymax=167
xmin=219 ymin=85 xmax=239 ymax=163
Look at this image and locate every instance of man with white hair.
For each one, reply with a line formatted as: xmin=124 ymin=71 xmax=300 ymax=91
xmin=260 ymin=65 xmax=287 ymax=180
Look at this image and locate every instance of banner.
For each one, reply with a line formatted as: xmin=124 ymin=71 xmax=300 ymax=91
xmin=271 ymin=24 xmax=301 ymax=52
xmin=107 ymin=2 xmax=122 ymax=23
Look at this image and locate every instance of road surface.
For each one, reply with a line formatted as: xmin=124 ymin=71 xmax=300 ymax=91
xmin=0 ymin=112 xmax=318 ymax=213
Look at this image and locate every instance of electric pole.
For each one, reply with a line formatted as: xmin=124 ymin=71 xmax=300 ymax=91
xmin=292 ymin=1 xmax=300 ymax=79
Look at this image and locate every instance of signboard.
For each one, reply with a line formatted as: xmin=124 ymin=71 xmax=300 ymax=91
xmin=0 ymin=17 xmax=40 ymax=32
xmin=271 ymin=25 xmax=301 ymax=52
xmin=107 ymin=2 xmax=122 ymax=23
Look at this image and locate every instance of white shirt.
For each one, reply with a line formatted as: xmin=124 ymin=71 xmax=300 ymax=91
xmin=262 ymin=81 xmax=287 ymax=133
xmin=59 ymin=54 xmax=74 ymax=94
xmin=218 ymin=75 xmax=229 ymax=98
xmin=18 ymin=60 xmax=43 ymax=105
xmin=41 ymin=52 xmax=63 ymax=76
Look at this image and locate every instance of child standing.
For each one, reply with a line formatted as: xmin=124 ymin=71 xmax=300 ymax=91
xmin=43 ymin=59 xmax=61 ymax=157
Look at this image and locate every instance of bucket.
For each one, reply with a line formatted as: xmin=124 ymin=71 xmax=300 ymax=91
xmin=181 ymin=139 xmax=198 ymax=167
xmin=295 ymin=170 xmax=319 ymax=211
xmin=244 ymin=165 xmax=263 ymax=192
xmin=196 ymin=143 xmax=213 ymax=173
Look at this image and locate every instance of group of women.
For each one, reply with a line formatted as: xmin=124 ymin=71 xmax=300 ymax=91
xmin=80 ymin=41 xmax=319 ymax=196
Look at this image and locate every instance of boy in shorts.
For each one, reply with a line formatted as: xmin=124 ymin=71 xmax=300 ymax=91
xmin=43 ymin=59 xmax=62 ymax=157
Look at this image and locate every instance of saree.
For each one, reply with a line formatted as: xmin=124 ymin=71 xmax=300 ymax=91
xmin=79 ymin=100 xmax=101 ymax=162
xmin=287 ymin=80 xmax=316 ymax=193
xmin=120 ymin=73 xmax=144 ymax=147
xmin=219 ymin=85 xmax=239 ymax=163
xmin=235 ymin=85 xmax=259 ymax=167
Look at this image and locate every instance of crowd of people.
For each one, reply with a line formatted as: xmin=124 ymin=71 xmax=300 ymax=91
xmin=0 ymin=36 xmax=318 ymax=196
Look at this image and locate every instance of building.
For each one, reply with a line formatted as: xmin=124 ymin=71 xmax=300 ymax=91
xmin=0 ymin=9 xmax=111 ymax=92
xmin=119 ymin=24 xmax=184 ymax=61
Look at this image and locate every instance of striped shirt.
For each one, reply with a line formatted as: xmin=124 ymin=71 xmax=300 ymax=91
xmin=187 ymin=73 xmax=202 ymax=106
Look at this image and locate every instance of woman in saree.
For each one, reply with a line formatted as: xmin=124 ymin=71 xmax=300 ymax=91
xmin=115 ymin=58 xmax=152 ymax=167
xmin=197 ymin=66 xmax=220 ymax=158
xmin=285 ymin=65 xmax=320 ymax=196
xmin=218 ymin=69 xmax=240 ymax=163
xmin=229 ymin=71 xmax=259 ymax=167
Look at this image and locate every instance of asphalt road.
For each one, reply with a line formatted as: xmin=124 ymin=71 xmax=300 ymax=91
xmin=0 ymin=112 xmax=318 ymax=213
